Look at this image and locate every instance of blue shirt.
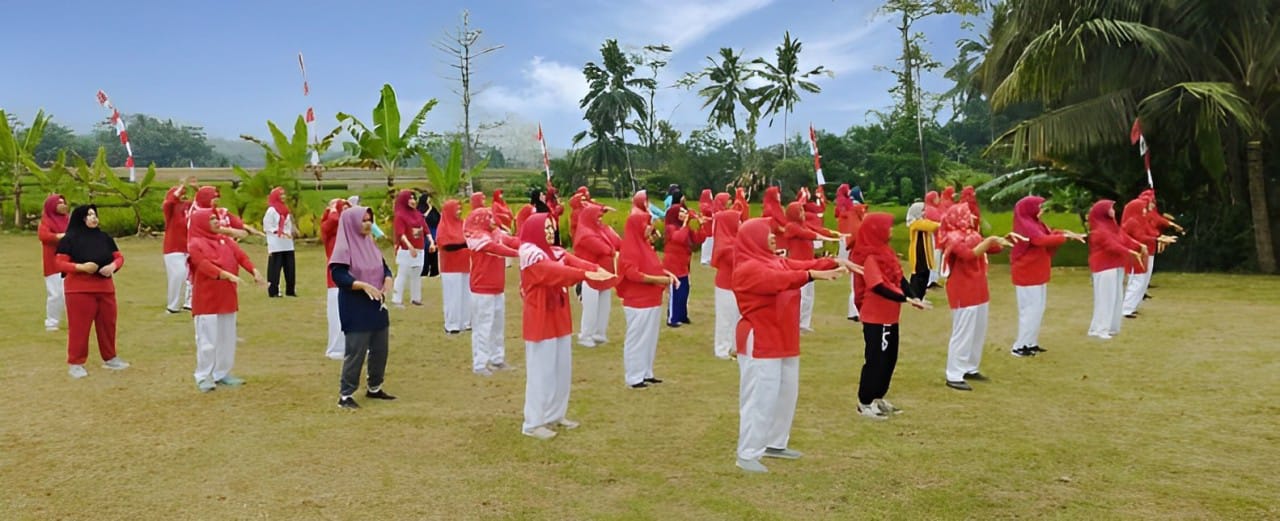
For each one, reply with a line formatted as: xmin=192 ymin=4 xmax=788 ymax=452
xmin=330 ymin=262 xmax=393 ymax=333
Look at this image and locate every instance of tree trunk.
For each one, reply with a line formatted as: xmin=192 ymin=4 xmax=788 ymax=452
xmin=1246 ymin=139 xmax=1276 ymax=273
xmin=11 ymin=179 xmax=22 ymax=228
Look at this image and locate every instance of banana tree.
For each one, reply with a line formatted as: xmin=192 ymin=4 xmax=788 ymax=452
xmin=422 ymin=139 xmax=488 ymax=204
xmin=337 ymin=84 xmax=438 ymax=193
xmin=92 ymin=152 xmax=157 ymax=234
xmin=0 ymin=109 xmax=51 ymax=227
xmin=241 ymin=115 xmax=341 ymax=191
xmin=70 ymin=147 xmax=115 ymax=203
xmin=22 ymin=150 xmax=82 ymax=202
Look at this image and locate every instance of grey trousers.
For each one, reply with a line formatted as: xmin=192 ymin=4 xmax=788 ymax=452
xmin=340 ymin=328 xmax=389 ymax=397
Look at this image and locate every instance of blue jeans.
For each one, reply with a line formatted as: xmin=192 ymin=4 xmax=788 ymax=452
xmin=667 ymin=276 xmax=691 ymax=325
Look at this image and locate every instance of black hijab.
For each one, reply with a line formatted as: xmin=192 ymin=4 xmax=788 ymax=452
xmin=56 ymin=205 xmax=118 ymax=269
xmin=529 ymin=189 xmax=550 ymax=214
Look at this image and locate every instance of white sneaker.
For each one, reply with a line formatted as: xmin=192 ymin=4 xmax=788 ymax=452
xmin=735 ymin=458 xmax=768 ymax=473
xmin=858 ymin=403 xmax=888 ymax=421
xmin=592 ymin=336 xmax=608 ymax=344
xmin=763 ymin=447 xmax=803 ymax=459
xmin=473 ymin=368 xmax=493 ymax=377
xmin=102 ymin=358 xmax=130 ymax=370
xmin=556 ymin=418 xmax=580 ymax=430
xmin=1088 ymin=332 xmax=1113 ymax=340
xmin=873 ymin=398 xmax=903 ymax=415
xmin=68 ymin=365 xmax=88 ymax=379
xmin=45 ymin=325 xmax=58 ymax=332
xmin=522 ymin=426 xmax=557 ymax=440
xmin=489 ymin=362 xmax=511 ymax=371
xmin=577 ymin=339 xmax=598 ymax=348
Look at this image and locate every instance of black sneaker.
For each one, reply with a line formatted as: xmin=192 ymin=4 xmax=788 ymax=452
xmin=963 ymin=372 xmax=989 ymax=382
xmin=1030 ymin=345 xmax=1046 ymax=353
xmin=1143 ymin=293 xmax=1153 ymax=300
xmin=365 ymin=389 xmax=397 ymax=400
xmin=847 ymin=316 xmax=861 ymax=322
xmin=680 ymin=318 xmax=692 ymax=325
xmin=629 ymin=382 xmax=649 ymax=390
xmin=338 ymin=396 xmax=360 ymax=409
xmin=446 ymin=330 xmax=461 ymax=335
xmin=1124 ymin=313 xmax=1138 ymax=319
xmin=666 ymin=322 xmax=682 ymax=328
xmin=946 ymin=380 xmax=972 ymax=391
xmin=1011 ymin=347 xmax=1035 ymax=358
xmin=166 ymin=308 xmax=180 ymax=314
xmin=644 ymin=377 xmax=663 ymax=384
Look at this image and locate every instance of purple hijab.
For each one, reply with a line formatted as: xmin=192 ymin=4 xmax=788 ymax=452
xmin=328 ymin=206 xmax=385 ymax=286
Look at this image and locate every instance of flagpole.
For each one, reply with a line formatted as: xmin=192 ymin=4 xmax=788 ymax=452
xmin=537 ymin=123 xmax=551 ymax=181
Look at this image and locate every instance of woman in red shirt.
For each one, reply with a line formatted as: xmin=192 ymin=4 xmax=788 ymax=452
xmin=518 ymin=213 xmax=614 ymax=440
xmin=836 ymin=185 xmax=867 ymax=320
xmin=939 ymin=204 xmax=1013 ymax=391
xmin=188 ymin=208 xmax=264 ymax=392
xmin=573 ymin=204 xmax=619 ymax=347
xmin=732 ymin=218 xmax=849 ymax=473
xmin=711 ymin=208 xmax=741 ymax=360
xmin=1121 ymin=197 xmax=1176 ymax=318
xmin=851 ymin=213 xmax=930 ymax=419
xmin=465 ymin=208 xmax=520 ymax=376
xmin=1087 ymin=200 xmax=1145 ymax=340
xmin=617 ymin=211 xmax=676 ymax=389
xmin=1009 ymin=196 xmax=1084 ymax=357
xmin=783 ymin=202 xmax=841 ymax=333
xmin=437 ymin=199 xmax=472 ymax=334
xmin=39 ymin=193 xmax=70 ymax=331
xmin=161 ymin=179 xmax=195 ymax=313
xmin=321 ymin=198 xmax=351 ymax=360
xmin=56 ymin=205 xmax=129 ymax=379
xmin=390 ymin=190 xmax=427 ymax=307
xmin=663 ymin=203 xmax=708 ymax=328
xmin=697 ymin=190 xmax=715 ymax=266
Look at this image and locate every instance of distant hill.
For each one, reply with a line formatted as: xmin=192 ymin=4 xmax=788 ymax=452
xmin=209 ymin=137 xmax=265 ymax=167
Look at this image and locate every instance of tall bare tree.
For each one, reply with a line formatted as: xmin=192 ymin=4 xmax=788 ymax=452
xmin=435 ymin=10 xmax=503 ymax=193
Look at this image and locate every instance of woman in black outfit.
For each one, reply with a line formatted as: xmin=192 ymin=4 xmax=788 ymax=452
xmin=418 ymin=193 xmax=441 ymax=278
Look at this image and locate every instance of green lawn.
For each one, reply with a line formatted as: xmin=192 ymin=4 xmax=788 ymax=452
xmin=0 ymin=233 xmax=1275 ymax=519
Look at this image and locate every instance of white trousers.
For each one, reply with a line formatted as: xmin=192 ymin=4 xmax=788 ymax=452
xmin=847 ymin=275 xmax=860 ymax=319
xmin=837 ymin=240 xmax=848 ymax=262
xmin=1089 ymin=268 xmax=1125 ymax=337
xmin=623 ymin=306 xmax=661 ymax=386
xmin=700 ymin=237 xmax=714 ymax=265
xmin=1121 ymin=256 xmax=1155 ymax=315
xmin=44 ymin=274 xmax=64 ymax=329
xmin=799 ymin=281 xmax=815 ymax=330
xmin=471 ymin=293 xmax=506 ymax=371
xmin=163 ymin=252 xmax=191 ymax=311
xmin=946 ymin=303 xmax=988 ymax=382
xmin=578 ymin=286 xmax=612 ymax=345
xmin=713 ymin=287 xmax=739 ymax=359
xmin=1012 ymin=284 xmax=1046 ymax=349
xmin=736 ymin=331 xmax=799 ymax=462
xmin=392 ymin=249 xmax=424 ymax=305
xmin=441 ymin=273 xmax=472 ymax=331
xmin=929 ymin=248 xmax=942 ymax=284
xmin=325 ymin=287 xmax=345 ymax=360
xmin=193 ymin=313 xmax=237 ymax=382
xmin=522 ymin=336 xmax=572 ymax=432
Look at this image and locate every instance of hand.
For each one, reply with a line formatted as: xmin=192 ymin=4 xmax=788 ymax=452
xmin=990 ymin=236 xmax=1014 ymax=248
xmin=1006 ymin=232 xmax=1029 ymax=243
xmin=1139 ymin=244 xmax=1149 ymax=256
xmin=836 ymin=259 xmax=865 ymax=275
xmin=224 ymin=273 xmax=242 ymax=285
xmin=429 ymin=243 xmax=438 ymax=252
xmin=382 ymin=278 xmax=394 ymax=297
xmin=808 ymin=268 xmax=842 ymax=281
xmin=409 ymin=248 xmax=419 ymax=258
xmin=356 ymin=282 xmax=384 ymax=302
xmin=1064 ymin=231 xmax=1087 ymax=243
xmin=97 ymin=264 xmax=116 ymax=278
xmin=253 ymin=270 xmax=267 ymax=288
xmin=584 ymin=270 xmax=614 ymax=282
xmin=1158 ymin=235 xmax=1177 ymax=244
xmin=1131 ymin=250 xmax=1145 ymax=267
xmin=907 ymin=298 xmax=933 ymax=310
xmin=78 ymin=262 xmax=100 ymax=274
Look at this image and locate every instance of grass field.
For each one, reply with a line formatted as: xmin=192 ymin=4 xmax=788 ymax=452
xmin=1 ymin=233 xmax=1277 ymax=520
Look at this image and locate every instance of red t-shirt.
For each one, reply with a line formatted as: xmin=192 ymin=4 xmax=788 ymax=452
xmin=191 ymin=243 xmax=255 ymax=315
xmin=469 ymin=235 xmax=519 ymax=294
xmin=1122 ymin=217 xmax=1157 ymax=274
xmin=944 ymin=242 xmax=1000 ymax=309
xmin=783 ymin=223 xmax=819 ymax=260
xmin=854 ymin=256 xmax=905 ymax=325
xmin=617 ymin=254 xmax=666 ymax=308
xmin=733 ymin=257 xmax=835 ymax=359
xmin=321 ymin=211 xmax=341 ymax=288
xmin=661 ymin=225 xmax=706 ymax=277
xmin=162 ymin=188 xmax=191 ymax=254
xmin=1088 ymin=230 xmax=1140 ymax=273
xmin=520 ymin=253 xmax=595 ymax=342
xmin=55 ymin=253 xmax=124 ymax=294
xmin=1010 ymin=233 xmax=1066 ymax=286
xmin=439 ymin=248 xmax=471 ymax=274
xmin=38 ymin=220 xmax=62 ymax=276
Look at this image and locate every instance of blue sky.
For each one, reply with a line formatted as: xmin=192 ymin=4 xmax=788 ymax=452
xmin=2 ymin=0 xmax=982 ymax=161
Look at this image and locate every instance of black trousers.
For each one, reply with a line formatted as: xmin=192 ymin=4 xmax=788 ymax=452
xmin=340 ymin=328 xmax=389 ymax=397
xmin=910 ymin=234 xmax=931 ymax=298
xmin=858 ymin=323 xmax=899 ymax=405
xmin=421 ymin=249 xmax=439 ymax=277
xmin=267 ymin=250 xmax=296 ymax=297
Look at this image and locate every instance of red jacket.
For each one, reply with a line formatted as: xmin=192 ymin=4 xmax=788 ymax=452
xmin=944 ymin=240 xmax=1000 ymax=309
xmin=469 ymin=234 xmax=519 ymax=294
xmin=56 ymin=253 xmax=125 ymax=294
xmin=734 ymin=256 xmax=834 ymax=358
xmin=662 ymin=224 xmax=706 ymax=277
xmin=162 ymin=186 xmax=190 ymax=254
xmin=39 ymin=220 xmax=63 ymax=276
xmin=854 ymin=256 xmax=905 ymax=325
xmin=520 ymin=253 xmax=595 ymax=342
xmin=1010 ymin=233 xmax=1066 ymax=286
xmin=190 ymin=243 xmax=255 ymax=315
xmin=321 ymin=209 xmax=341 ymax=288
xmin=616 ymin=214 xmax=666 ymax=308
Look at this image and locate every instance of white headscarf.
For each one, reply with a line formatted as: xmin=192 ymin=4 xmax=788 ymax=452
xmin=906 ymin=202 xmax=925 ymax=225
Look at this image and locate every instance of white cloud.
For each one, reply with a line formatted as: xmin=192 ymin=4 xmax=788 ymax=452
xmin=617 ymin=0 xmax=776 ymax=50
xmin=477 ymin=56 xmax=588 ymax=115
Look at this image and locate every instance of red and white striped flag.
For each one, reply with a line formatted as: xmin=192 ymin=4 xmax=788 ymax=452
xmin=809 ymin=123 xmax=826 ymax=186
xmin=299 ymin=52 xmax=319 ymax=166
xmin=1130 ymin=118 xmax=1152 ymax=188
xmin=536 ymin=123 xmax=551 ymax=181
xmin=96 ymin=90 xmax=136 ymax=181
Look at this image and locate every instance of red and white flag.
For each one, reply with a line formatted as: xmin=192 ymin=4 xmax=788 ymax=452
xmin=298 ymin=52 xmax=319 ymax=165
xmin=95 ymin=90 xmax=136 ymax=182
xmin=809 ymin=123 xmax=826 ymax=186
xmin=536 ymin=123 xmax=551 ymax=181
xmin=1130 ymin=118 xmax=1152 ymax=188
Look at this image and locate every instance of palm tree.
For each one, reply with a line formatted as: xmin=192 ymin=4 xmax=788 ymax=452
xmin=685 ymin=47 xmax=760 ymax=167
xmin=575 ymin=39 xmax=654 ymax=193
xmin=983 ymin=0 xmax=1280 ymax=272
xmin=752 ymin=31 xmax=830 ymax=159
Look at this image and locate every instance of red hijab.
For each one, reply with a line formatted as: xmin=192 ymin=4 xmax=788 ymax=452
xmin=394 ymin=189 xmax=426 ymax=236
xmin=850 ymin=213 xmax=902 ymax=283
xmin=470 ymin=192 xmax=486 ymax=210
xmin=1011 ymin=196 xmax=1049 ymax=261
xmin=464 ymin=207 xmax=496 ymax=251
xmin=923 ymin=191 xmax=942 ymax=221
xmin=714 ymin=192 xmax=730 ymax=213
xmin=518 ymin=213 xmax=557 ymax=270
xmin=940 ymin=186 xmax=957 ymax=210
xmin=437 ymin=199 xmax=465 ymax=248
xmin=961 ymin=185 xmax=979 ymax=220
xmin=187 ymin=208 xmax=237 ymax=273
xmin=42 ymin=193 xmax=69 ymax=233
xmin=734 ymin=218 xmax=784 ymax=271
xmin=268 ymin=187 xmax=290 ymax=236
xmin=711 ymin=210 xmax=741 ymax=269
xmin=1088 ymin=200 xmax=1120 ymax=237
xmin=619 ymin=212 xmax=661 ymax=274
xmin=939 ymin=204 xmax=981 ymax=258
xmin=698 ymin=189 xmax=714 ymax=217
xmin=762 ymin=186 xmax=785 ymax=228
xmin=835 ymin=184 xmax=853 ymax=214
xmin=630 ymin=190 xmax=649 ymax=217
xmin=732 ymin=188 xmax=750 ymax=218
